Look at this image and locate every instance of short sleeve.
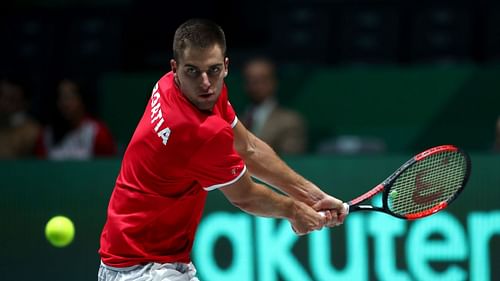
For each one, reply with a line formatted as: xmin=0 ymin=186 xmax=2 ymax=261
xmin=224 ymin=101 xmax=238 ymax=128
xmin=217 ymin=84 xmax=238 ymax=128
xmin=188 ymin=126 xmax=246 ymax=191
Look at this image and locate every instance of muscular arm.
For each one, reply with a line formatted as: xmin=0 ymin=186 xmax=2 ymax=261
xmin=219 ymin=171 xmax=324 ymax=235
xmin=233 ymin=121 xmax=324 ymax=205
xmin=232 ymin=121 xmax=346 ymax=225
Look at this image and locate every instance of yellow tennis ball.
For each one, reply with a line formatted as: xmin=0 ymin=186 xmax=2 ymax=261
xmin=45 ymin=216 xmax=75 ymax=247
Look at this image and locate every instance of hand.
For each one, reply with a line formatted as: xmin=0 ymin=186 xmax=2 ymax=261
xmin=289 ymin=201 xmax=326 ymax=235
xmin=312 ymin=195 xmax=348 ymax=227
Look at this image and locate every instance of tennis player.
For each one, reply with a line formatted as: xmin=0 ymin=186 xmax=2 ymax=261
xmin=98 ymin=18 xmax=347 ymax=281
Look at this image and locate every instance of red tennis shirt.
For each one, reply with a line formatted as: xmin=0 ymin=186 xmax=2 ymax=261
xmin=99 ymin=72 xmax=246 ymax=267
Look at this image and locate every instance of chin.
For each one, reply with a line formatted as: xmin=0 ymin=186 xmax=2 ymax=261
xmin=196 ymin=101 xmax=216 ymax=111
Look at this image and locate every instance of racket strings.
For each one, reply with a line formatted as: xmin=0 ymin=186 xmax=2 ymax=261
xmin=388 ymin=151 xmax=467 ymax=216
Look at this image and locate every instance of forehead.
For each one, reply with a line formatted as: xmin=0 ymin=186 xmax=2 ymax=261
xmin=178 ymin=44 xmax=225 ymax=67
xmin=245 ymin=61 xmax=274 ymax=77
xmin=59 ymin=80 xmax=78 ymax=92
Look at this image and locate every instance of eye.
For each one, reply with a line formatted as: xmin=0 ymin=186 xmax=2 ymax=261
xmin=185 ymin=67 xmax=199 ymax=77
xmin=207 ymin=66 xmax=221 ymax=76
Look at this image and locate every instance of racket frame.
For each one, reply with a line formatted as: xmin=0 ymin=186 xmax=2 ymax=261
xmin=346 ymin=145 xmax=471 ymax=220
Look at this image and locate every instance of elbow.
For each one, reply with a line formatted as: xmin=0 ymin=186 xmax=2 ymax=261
xmin=236 ymin=137 xmax=257 ymax=159
xmin=227 ymin=189 xmax=260 ymax=213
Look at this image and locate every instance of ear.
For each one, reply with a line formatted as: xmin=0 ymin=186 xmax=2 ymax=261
xmin=170 ymin=59 xmax=177 ymax=74
xmin=224 ymin=57 xmax=229 ymax=77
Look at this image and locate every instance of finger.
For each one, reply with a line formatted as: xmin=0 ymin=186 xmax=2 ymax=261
xmin=336 ymin=203 xmax=349 ymax=224
xmin=321 ymin=210 xmax=330 ymax=226
xmin=337 ymin=211 xmax=347 ymax=224
xmin=325 ymin=210 xmax=337 ymax=227
xmin=292 ymin=225 xmax=307 ymax=235
xmin=324 ymin=210 xmax=333 ymax=224
xmin=318 ymin=210 xmax=335 ymax=228
xmin=317 ymin=211 xmax=327 ymax=228
xmin=292 ymin=226 xmax=306 ymax=236
xmin=327 ymin=212 xmax=339 ymax=228
xmin=312 ymin=219 xmax=323 ymax=231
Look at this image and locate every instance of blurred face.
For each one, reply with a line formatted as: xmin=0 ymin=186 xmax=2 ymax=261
xmin=171 ymin=44 xmax=228 ymax=111
xmin=243 ymin=60 xmax=277 ymax=104
xmin=0 ymin=80 xmax=25 ymax=115
xmin=57 ymin=80 xmax=85 ymax=123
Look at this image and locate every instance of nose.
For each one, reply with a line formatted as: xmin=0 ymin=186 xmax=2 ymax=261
xmin=201 ymin=72 xmax=211 ymax=90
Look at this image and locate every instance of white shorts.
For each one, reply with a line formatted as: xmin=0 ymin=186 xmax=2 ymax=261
xmin=98 ymin=261 xmax=200 ymax=281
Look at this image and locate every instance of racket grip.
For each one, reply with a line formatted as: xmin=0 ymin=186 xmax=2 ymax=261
xmin=343 ymin=202 xmax=350 ymax=214
xmin=317 ymin=203 xmax=350 ymax=217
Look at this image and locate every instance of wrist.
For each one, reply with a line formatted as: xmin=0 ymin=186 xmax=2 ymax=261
xmin=284 ymin=199 xmax=299 ymax=221
xmin=300 ymin=181 xmax=326 ymax=206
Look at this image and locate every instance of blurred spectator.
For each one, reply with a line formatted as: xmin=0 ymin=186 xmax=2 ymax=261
xmin=0 ymin=78 xmax=41 ymax=158
xmin=35 ymin=79 xmax=117 ymax=160
xmin=316 ymin=134 xmax=386 ymax=155
xmin=241 ymin=57 xmax=307 ymax=154
xmin=495 ymin=116 xmax=500 ymax=152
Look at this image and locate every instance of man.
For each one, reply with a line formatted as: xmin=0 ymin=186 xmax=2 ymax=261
xmin=242 ymin=57 xmax=307 ymax=154
xmin=35 ymin=79 xmax=116 ymax=160
xmin=98 ymin=19 xmax=346 ymax=280
xmin=0 ymin=78 xmax=40 ymax=158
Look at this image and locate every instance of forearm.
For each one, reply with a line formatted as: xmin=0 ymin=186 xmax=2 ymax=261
xmin=240 ymin=134 xmax=326 ymax=206
xmin=228 ymin=181 xmax=296 ymax=219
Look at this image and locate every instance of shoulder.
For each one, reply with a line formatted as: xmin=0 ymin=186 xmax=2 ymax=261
xmin=191 ymin=115 xmax=233 ymax=143
xmin=271 ymin=106 xmax=305 ymax=123
xmin=158 ymin=72 xmax=175 ymax=89
xmin=19 ymin=116 xmax=40 ymax=132
xmin=83 ymin=116 xmax=110 ymax=130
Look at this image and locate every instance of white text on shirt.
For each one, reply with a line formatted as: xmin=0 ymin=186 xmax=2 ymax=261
xmin=150 ymin=83 xmax=171 ymax=145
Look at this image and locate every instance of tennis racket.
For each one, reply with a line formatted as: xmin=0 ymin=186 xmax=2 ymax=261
xmin=340 ymin=144 xmax=471 ymax=220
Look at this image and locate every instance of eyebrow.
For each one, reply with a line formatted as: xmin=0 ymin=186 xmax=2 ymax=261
xmin=184 ymin=63 xmax=223 ymax=70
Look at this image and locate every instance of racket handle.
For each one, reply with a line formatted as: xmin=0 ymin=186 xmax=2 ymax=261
xmin=317 ymin=203 xmax=350 ymax=217
xmin=343 ymin=202 xmax=350 ymax=214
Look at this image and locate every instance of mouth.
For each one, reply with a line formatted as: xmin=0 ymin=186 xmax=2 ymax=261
xmin=199 ymin=92 xmax=214 ymax=99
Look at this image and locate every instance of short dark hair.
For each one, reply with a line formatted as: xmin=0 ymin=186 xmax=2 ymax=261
xmin=0 ymin=76 xmax=30 ymax=99
xmin=173 ymin=18 xmax=226 ymax=62
xmin=243 ymin=56 xmax=276 ymax=74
